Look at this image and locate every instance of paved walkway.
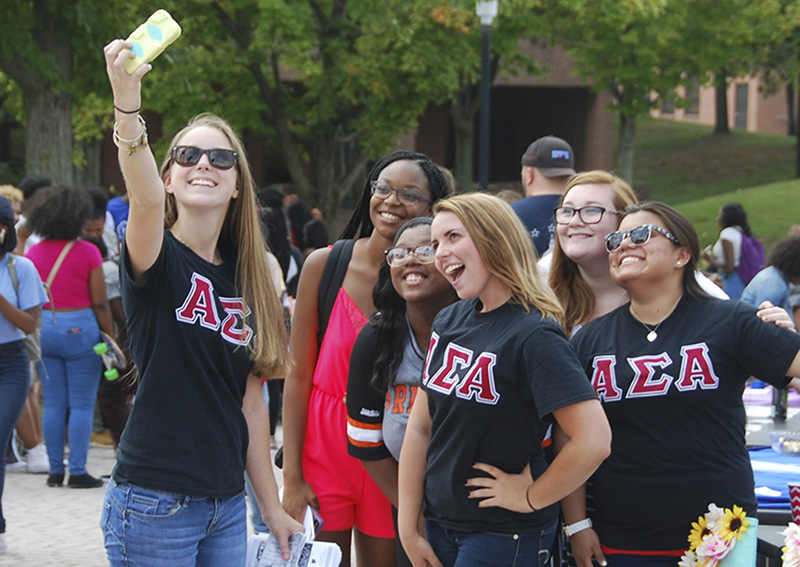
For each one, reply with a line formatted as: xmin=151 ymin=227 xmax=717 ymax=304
xmin=2 ymin=430 xmax=286 ymax=566
xmin=4 ymin=443 xmax=115 ymax=566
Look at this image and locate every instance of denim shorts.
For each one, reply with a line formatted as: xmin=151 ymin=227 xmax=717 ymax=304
xmin=101 ymin=480 xmax=246 ymax=566
xmin=426 ymin=518 xmax=557 ymax=567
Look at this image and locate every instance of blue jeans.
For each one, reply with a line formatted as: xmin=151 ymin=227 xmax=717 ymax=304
xmin=39 ymin=309 xmax=101 ymax=475
xmin=721 ymin=270 xmax=745 ymax=300
xmin=101 ymin=481 xmax=247 ymax=566
xmin=426 ymin=518 xmax=557 ymax=567
xmin=0 ymin=340 xmax=30 ymax=533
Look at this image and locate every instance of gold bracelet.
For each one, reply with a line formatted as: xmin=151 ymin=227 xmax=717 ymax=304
xmin=525 ymin=485 xmax=537 ymax=512
xmin=112 ymin=114 xmax=148 ymax=156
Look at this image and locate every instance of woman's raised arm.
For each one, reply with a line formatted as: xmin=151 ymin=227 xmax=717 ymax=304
xmin=103 ymin=40 xmax=165 ymax=279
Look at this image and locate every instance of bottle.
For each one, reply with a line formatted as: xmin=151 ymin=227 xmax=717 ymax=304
xmin=773 ymin=386 xmax=788 ymax=422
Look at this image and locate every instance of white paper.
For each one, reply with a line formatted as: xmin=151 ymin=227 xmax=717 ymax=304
xmin=245 ymin=532 xmax=342 ymax=567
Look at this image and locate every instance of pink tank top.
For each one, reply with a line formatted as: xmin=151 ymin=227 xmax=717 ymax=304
xmin=312 ymin=287 xmax=368 ymax=398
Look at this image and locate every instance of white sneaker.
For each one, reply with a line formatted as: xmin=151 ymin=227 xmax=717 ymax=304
xmin=25 ymin=444 xmax=49 ymax=474
xmin=0 ymin=532 xmax=7 ymax=554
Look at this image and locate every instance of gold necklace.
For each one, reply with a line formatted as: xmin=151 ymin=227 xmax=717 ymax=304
xmin=629 ymin=295 xmax=683 ymax=343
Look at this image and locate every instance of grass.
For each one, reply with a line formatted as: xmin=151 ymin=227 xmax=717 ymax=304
xmin=632 ymin=118 xmax=800 ymax=251
xmin=633 ymin=118 xmax=796 ymax=204
xmin=674 ymin=179 xmax=800 ymax=250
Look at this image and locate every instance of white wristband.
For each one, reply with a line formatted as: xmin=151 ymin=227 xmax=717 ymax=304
xmin=564 ymin=518 xmax=593 ymax=538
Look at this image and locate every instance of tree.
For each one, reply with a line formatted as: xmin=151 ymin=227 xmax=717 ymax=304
xmin=550 ymin=0 xmax=688 ymax=182
xmin=0 ymin=1 xmax=126 ymax=184
xmin=681 ymin=0 xmax=787 ymax=136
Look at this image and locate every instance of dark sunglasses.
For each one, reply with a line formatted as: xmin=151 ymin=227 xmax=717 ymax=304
xmin=604 ymin=224 xmax=681 ymax=253
xmin=385 ymin=244 xmax=436 ymax=267
xmin=371 ymin=181 xmax=432 ymax=207
xmin=172 ymin=146 xmax=238 ymax=170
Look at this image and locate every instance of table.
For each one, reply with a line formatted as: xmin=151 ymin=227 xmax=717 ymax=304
xmin=746 ymin=405 xmax=798 ymax=567
xmin=746 ymin=405 xmax=800 ymax=448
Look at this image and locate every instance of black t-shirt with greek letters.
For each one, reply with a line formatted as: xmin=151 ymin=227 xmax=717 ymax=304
xmin=114 ymin=231 xmax=253 ymax=497
xmin=423 ymin=298 xmax=597 ymax=534
xmin=573 ymin=295 xmax=800 ymax=552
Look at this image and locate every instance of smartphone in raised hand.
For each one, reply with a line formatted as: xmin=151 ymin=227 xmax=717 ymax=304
xmin=124 ymin=9 xmax=182 ymax=74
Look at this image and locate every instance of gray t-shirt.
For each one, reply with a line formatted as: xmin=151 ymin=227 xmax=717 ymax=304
xmin=346 ymin=315 xmax=423 ymax=462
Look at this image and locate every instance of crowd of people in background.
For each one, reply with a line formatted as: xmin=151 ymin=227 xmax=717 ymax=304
xmin=0 ymin=41 xmax=798 ymax=567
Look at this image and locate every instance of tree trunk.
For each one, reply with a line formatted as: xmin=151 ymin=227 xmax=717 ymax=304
xmin=614 ymin=113 xmax=636 ymax=185
xmin=3 ymin=1 xmax=76 ymax=185
xmin=74 ymin=139 xmax=102 ymax=187
xmin=450 ymin=85 xmax=481 ymax=192
xmin=796 ymin=81 xmax=800 ymax=178
xmin=23 ymin=88 xmax=74 ymax=185
xmin=714 ymin=69 xmax=730 ymax=135
xmin=787 ymin=82 xmax=796 ymax=136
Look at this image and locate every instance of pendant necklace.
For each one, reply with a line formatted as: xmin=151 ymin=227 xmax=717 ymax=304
xmin=629 ymin=295 xmax=682 ymax=343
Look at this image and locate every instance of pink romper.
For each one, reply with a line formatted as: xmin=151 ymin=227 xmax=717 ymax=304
xmin=302 ymin=288 xmax=394 ymax=536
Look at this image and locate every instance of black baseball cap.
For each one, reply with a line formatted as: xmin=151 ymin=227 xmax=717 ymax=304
xmin=521 ymin=136 xmax=576 ymax=178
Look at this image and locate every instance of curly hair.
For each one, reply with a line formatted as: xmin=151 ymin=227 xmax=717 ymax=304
xmin=339 ymin=150 xmax=451 ymax=240
xmin=768 ymin=235 xmax=800 ymax=280
xmin=369 ymin=217 xmax=435 ymax=392
xmin=719 ymin=203 xmax=753 ymax=236
xmin=24 ymin=185 xmax=92 ymax=240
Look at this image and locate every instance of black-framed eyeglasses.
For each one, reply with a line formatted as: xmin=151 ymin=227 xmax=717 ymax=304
xmin=172 ymin=146 xmax=239 ymax=170
xmin=554 ymin=206 xmax=619 ymax=225
xmin=604 ymin=224 xmax=681 ymax=253
xmin=384 ymin=244 xmax=436 ymax=267
xmin=371 ymin=181 xmax=432 ymax=207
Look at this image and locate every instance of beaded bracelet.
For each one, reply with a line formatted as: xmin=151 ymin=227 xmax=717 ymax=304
xmin=112 ymin=114 xmax=148 ymax=156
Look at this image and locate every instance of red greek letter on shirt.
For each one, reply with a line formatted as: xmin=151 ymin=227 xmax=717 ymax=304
xmin=590 ymin=356 xmax=623 ymax=402
xmin=455 ymin=353 xmax=499 ymax=404
xmin=626 ymin=353 xmax=674 ymax=398
xmin=175 ymin=273 xmax=220 ymax=330
xmin=174 ymin=273 xmax=253 ymax=346
xmin=219 ymin=297 xmax=253 ymax=346
xmin=675 ymin=343 xmax=719 ymax=391
xmin=425 ymin=341 xmax=472 ymax=395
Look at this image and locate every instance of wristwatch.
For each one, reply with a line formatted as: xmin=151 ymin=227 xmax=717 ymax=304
xmin=563 ymin=518 xmax=593 ymax=538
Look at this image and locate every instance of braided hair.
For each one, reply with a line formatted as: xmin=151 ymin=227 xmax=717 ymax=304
xmin=339 ymin=150 xmax=451 ymax=240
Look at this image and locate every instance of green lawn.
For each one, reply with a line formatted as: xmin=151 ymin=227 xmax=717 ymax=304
xmin=633 ymin=118 xmax=800 ymax=251
xmin=634 ymin=118 xmax=796 ymax=204
xmin=675 ymin=179 xmax=800 ymax=251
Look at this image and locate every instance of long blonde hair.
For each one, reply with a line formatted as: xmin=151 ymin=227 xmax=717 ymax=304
xmin=434 ymin=193 xmax=565 ymax=327
xmin=549 ymin=170 xmax=637 ymax=335
xmin=159 ymin=113 xmax=288 ymax=377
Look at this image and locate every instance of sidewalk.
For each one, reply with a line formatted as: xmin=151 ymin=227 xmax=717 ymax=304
xmin=3 ymin=443 xmax=115 ymax=566
xmin=2 ymin=429 xmax=286 ymax=566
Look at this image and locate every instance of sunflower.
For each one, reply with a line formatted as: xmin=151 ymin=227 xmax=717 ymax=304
xmin=688 ymin=515 xmax=713 ymax=551
xmin=716 ymin=505 xmax=749 ymax=542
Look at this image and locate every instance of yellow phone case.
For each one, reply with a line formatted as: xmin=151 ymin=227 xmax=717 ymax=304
xmin=124 ymin=9 xmax=182 ymax=74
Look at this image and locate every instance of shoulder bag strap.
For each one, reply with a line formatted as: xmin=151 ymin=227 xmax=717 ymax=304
xmin=6 ymin=254 xmax=19 ymax=294
xmin=42 ymin=240 xmax=76 ymax=316
xmin=316 ymin=239 xmax=355 ymax=349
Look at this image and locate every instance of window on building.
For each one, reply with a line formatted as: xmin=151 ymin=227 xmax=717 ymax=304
xmin=686 ymin=75 xmax=699 ymax=115
xmin=660 ymin=90 xmax=675 ymax=114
